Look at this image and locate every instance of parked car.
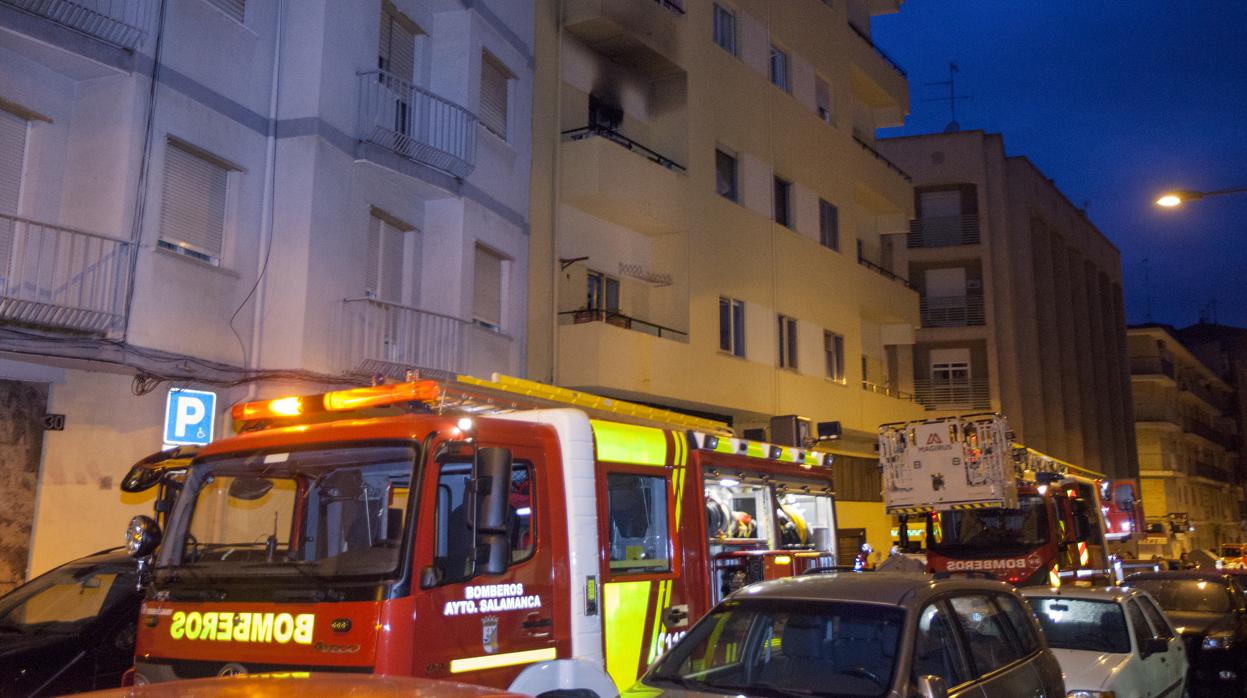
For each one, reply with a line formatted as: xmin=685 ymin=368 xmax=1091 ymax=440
xmin=1125 ymin=570 xmax=1247 ymax=695
xmin=1021 ymin=585 xmax=1187 ymax=698
xmin=82 ymin=673 xmax=528 ymax=697
xmin=625 ymin=572 xmax=1064 ymax=698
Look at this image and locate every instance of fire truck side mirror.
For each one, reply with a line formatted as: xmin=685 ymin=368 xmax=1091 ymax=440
xmin=125 ymin=515 xmax=161 ymax=558
xmin=473 ymin=447 xmax=513 ymax=576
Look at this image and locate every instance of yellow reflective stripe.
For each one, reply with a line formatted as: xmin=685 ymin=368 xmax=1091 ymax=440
xmin=647 ymin=580 xmax=669 ymax=665
xmin=673 ymin=433 xmax=687 ymax=527
xmin=604 ymin=581 xmax=652 ymax=690
xmin=449 ymin=647 xmax=557 ymax=674
xmin=592 ymin=420 xmax=669 ymax=467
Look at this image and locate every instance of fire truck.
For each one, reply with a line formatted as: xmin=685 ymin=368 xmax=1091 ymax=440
xmin=879 ymin=414 xmax=1113 ymax=586
xmin=123 ymin=374 xmax=840 ymax=693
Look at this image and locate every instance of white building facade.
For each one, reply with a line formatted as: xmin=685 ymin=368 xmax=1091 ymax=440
xmin=0 ymin=0 xmax=533 ymax=585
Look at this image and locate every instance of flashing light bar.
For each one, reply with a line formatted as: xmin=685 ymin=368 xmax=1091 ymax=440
xmin=232 ymin=381 xmax=443 ymax=423
xmin=690 ymin=432 xmax=834 ymax=468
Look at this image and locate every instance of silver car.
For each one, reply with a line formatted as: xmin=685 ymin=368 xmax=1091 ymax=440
xmin=625 ymin=572 xmax=1064 ymax=698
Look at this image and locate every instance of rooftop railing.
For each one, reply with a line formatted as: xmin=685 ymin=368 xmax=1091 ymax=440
xmin=0 ymin=213 xmax=132 ymax=334
xmin=559 ymin=307 xmax=687 ymax=341
xmin=920 ymin=294 xmax=985 ymax=327
xmin=907 ymin=214 xmax=981 ymax=247
xmin=341 ymin=298 xmax=469 ymax=376
xmin=562 ymin=125 xmax=686 ymax=172
xmin=914 ymin=378 xmax=990 ymax=410
xmin=2 ymin=0 xmax=151 ymax=49
xmin=357 ymin=70 xmax=477 ymax=179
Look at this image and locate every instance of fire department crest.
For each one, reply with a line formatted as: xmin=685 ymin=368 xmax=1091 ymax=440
xmin=481 ymin=615 xmax=499 ymax=654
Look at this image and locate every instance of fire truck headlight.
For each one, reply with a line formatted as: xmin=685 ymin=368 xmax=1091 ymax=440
xmin=125 ymin=515 xmax=162 ymax=558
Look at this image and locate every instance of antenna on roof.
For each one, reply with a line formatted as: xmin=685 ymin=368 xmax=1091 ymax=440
xmin=923 ymin=62 xmax=972 ymax=132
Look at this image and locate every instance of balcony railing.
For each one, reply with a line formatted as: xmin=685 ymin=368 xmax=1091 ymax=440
xmin=653 ymin=0 xmax=684 ymax=14
xmin=1182 ymin=415 xmax=1235 ymax=451
xmin=1176 ymin=369 xmax=1231 ymax=412
xmin=3 ymin=0 xmax=151 ymax=49
xmin=1130 ymin=355 xmax=1176 ymax=379
xmin=921 ymin=294 xmax=985 ymax=327
xmin=1194 ymin=462 xmax=1229 ymax=482
xmin=559 ymin=308 xmax=687 ymax=341
xmin=914 ymin=378 xmax=990 ymax=410
xmin=0 ymin=213 xmax=131 ymax=334
xmin=357 ymin=70 xmax=477 ymax=179
xmin=907 ymin=215 xmax=981 ymax=248
xmin=852 ymin=135 xmax=911 ymax=182
xmin=862 ymin=380 xmax=914 ymax=401
xmin=847 ymin=20 xmax=906 ymax=77
xmin=562 ymin=126 xmax=685 ymax=172
xmin=1134 ymin=403 xmax=1180 ymax=424
xmin=341 ymin=298 xmax=469 ymax=376
xmin=857 ymin=253 xmax=913 ymax=289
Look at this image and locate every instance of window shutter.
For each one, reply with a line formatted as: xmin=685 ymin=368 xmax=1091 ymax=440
xmin=366 ymin=214 xmax=382 ymax=297
xmin=380 ymin=3 xmax=415 ymax=81
xmin=206 ymin=0 xmax=246 ymax=22
xmin=815 ymin=77 xmax=832 ymax=122
xmin=479 ymin=52 xmax=510 ymax=139
xmin=160 ymin=142 xmax=228 ymax=261
xmin=381 ymin=220 xmax=404 ymax=302
xmin=0 ymin=109 xmax=25 ymax=215
xmin=473 ymin=245 xmax=503 ymax=328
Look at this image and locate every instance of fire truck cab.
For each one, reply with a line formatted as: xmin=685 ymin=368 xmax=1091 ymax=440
xmin=125 ymin=375 xmax=840 ymax=695
xmin=880 ymin=414 xmax=1112 ymax=586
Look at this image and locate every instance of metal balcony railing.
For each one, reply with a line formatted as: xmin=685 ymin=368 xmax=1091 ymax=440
xmin=907 ymin=215 xmax=981 ymax=247
xmin=1194 ymin=462 xmax=1229 ymax=482
xmin=920 ymin=294 xmax=985 ymax=327
xmin=847 ymin=20 xmax=906 ymax=77
xmin=1176 ymin=369 xmax=1231 ymax=412
xmin=1129 ymin=355 xmax=1175 ymax=379
xmin=852 ymin=135 xmax=912 ymax=182
xmin=857 ymin=252 xmax=914 ymax=289
xmin=861 ymin=380 xmax=914 ymax=401
xmin=3 ymin=0 xmax=151 ymax=49
xmin=1182 ymin=415 xmax=1235 ymax=451
xmin=558 ymin=308 xmax=687 ymax=341
xmin=1134 ymin=403 xmax=1180 ymax=424
xmin=914 ymin=378 xmax=990 ymax=410
xmin=0 ymin=213 xmax=131 ymax=334
xmin=654 ymin=0 xmax=684 ymax=15
xmin=341 ymin=298 xmax=470 ymax=376
xmin=562 ymin=125 xmax=686 ymax=172
xmin=357 ymin=70 xmax=477 ymax=179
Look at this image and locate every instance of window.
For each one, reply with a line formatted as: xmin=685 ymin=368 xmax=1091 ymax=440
xmin=587 ymin=270 xmax=620 ymax=312
xmin=818 ymin=199 xmax=839 ymax=250
xmin=931 ymin=361 xmax=970 ymax=385
xmin=1027 ymin=596 xmax=1130 ymax=654
xmin=948 ymin=595 xmax=1023 ymax=673
xmin=0 ymin=109 xmax=26 ymax=271
xmin=1125 ymin=600 xmax=1153 ymax=653
xmin=911 ymin=602 xmax=971 ymax=688
xmin=715 ymin=148 xmax=738 ymax=202
xmin=824 ymin=331 xmax=844 ymax=382
xmin=719 ymin=296 xmax=745 ymax=357
xmin=1135 ymin=596 xmax=1174 ymax=640
xmin=773 ymin=176 xmax=792 ymax=228
xmin=769 ymin=45 xmax=790 ymax=92
xmin=712 ymin=4 xmax=736 ymax=55
xmin=206 ymin=0 xmax=245 ymax=22
xmin=994 ymin=594 xmax=1040 ymax=654
xmin=159 ymin=141 xmax=230 ymax=265
xmin=606 ymin=473 xmax=670 ymax=574
xmin=473 ymin=244 xmax=506 ymax=331
xmin=778 ymin=315 xmax=797 ymax=369
xmin=479 ymin=51 xmax=511 ymax=140
xmin=366 ymin=209 xmax=413 ymax=302
xmin=815 ymin=76 xmax=832 ymax=123
xmin=434 ymin=459 xmax=535 ymax=583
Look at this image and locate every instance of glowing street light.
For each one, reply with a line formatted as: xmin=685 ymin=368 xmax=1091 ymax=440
xmin=1155 ymin=186 xmax=1247 ymax=208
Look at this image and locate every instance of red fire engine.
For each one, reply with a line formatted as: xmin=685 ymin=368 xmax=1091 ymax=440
xmin=880 ymin=414 xmax=1113 ymax=586
xmin=124 ymin=374 xmax=840 ymax=693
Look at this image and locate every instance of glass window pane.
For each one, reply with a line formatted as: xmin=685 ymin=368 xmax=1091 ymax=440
xmin=607 ymin=473 xmax=671 ymax=574
xmin=732 ymin=300 xmax=745 ymax=357
xmin=994 ymin=594 xmax=1041 ymax=654
xmin=713 ymin=4 xmax=736 ymax=55
xmin=1026 ymin=596 xmax=1130 ymax=653
xmin=605 ymin=277 xmax=620 ymax=312
xmin=1136 ymin=595 xmax=1174 ymax=640
xmin=948 ymin=595 xmax=1023 ymax=673
xmin=911 ymin=602 xmax=971 ymax=687
xmin=716 ymin=149 xmax=737 ymax=201
xmin=1125 ymin=600 xmax=1153 ymax=652
xmin=719 ymin=297 xmax=731 ymax=351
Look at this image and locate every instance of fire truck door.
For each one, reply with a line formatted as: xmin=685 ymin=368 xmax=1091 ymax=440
xmin=414 ymin=443 xmax=556 ymax=685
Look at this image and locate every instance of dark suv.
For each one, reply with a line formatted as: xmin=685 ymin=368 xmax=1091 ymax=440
xmin=628 ymin=572 xmax=1064 ymax=698
xmin=1125 ymin=570 xmax=1247 ymax=695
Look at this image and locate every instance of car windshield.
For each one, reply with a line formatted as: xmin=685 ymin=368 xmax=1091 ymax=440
xmin=1223 ymin=546 xmax=1243 ymax=558
xmin=928 ymin=494 xmax=1048 ymax=555
xmin=0 ymin=559 xmax=135 ymax=636
xmin=1026 ymin=597 xmax=1131 ymax=653
xmin=166 ymin=443 xmax=416 ymax=581
xmin=647 ymin=599 xmax=903 ymax=697
xmin=1127 ymin=579 xmax=1232 ymax=613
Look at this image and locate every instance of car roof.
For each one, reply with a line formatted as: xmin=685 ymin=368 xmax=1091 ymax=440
xmin=80 ymin=674 xmax=529 ymax=697
xmin=727 ymin=572 xmax=1017 ymax=607
xmin=1019 ymin=585 xmax=1145 ymax=603
xmin=1125 ymin=570 xmax=1238 ymax=583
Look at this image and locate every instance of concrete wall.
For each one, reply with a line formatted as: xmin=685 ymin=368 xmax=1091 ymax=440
xmin=0 ymin=380 xmax=46 ymax=591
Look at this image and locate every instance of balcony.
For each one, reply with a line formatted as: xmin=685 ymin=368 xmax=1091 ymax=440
xmin=907 ymin=215 xmax=981 ymax=248
xmin=857 ymin=251 xmax=913 ymax=289
xmin=1193 ymin=461 xmax=1230 ymax=483
xmin=560 ymin=126 xmax=687 ymax=236
xmin=558 ymin=307 xmax=686 ymax=342
xmin=914 ymin=378 xmax=990 ymax=410
xmin=340 ymin=298 xmax=471 ymax=377
xmin=357 ymin=71 xmax=477 ymax=179
xmin=1134 ymin=403 xmax=1180 ymax=425
xmin=563 ymin=0 xmax=684 ymax=79
xmin=1130 ymin=355 xmax=1176 ymax=379
xmin=1182 ymin=415 xmax=1236 ymax=451
xmin=861 ymin=380 xmax=913 ymax=401
xmin=1177 ymin=369 xmax=1231 ymax=412
xmin=853 ymin=135 xmax=911 ymax=183
xmin=2 ymin=0 xmax=151 ymax=49
xmin=920 ymin=294 xmax=985 ymax=328
xmin=0 ymin=213 xmax=131 ymax=334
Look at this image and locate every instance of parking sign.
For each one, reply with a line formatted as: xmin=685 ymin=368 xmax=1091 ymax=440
xmin=164 ymin=388 xmax=217 ymax=446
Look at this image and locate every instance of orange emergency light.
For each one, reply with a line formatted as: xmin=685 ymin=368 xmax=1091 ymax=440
xmin=231 ymin=380 xmax=444 ymax=424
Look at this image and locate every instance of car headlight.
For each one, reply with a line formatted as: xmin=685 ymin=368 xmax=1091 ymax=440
xmin=1202 ymin=632 xmax=1234 ymax=650
xmin=1068 ymin=691 xmax=1116 ymax=698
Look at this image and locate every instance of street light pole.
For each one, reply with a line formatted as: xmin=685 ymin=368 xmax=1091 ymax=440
xmin=1155 ymin=186 xmax=1247 ymax=208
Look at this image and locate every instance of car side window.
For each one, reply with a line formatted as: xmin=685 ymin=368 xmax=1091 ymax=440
xmin=993 ymin=593 xmax=1040 ymax=654
xmin=948 ymin=595 xmax=1024 ymax=674
xmin=1136 ymin=596 xmax=1174 ymax=640
xmin=911 ymin=601 xmax=972 ymax=688
xmin=1125 ymin=599 xmax=1153 ymax=652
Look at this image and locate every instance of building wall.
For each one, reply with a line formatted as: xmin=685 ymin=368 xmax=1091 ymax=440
xmin=0 ymin=379 xmax=46 ymax=592
xmin=879 ymin=131 xmax=1138 ymax=480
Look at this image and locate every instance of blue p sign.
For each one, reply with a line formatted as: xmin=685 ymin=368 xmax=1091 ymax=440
xmin=164 ymin=388 xmax=217 ymax=446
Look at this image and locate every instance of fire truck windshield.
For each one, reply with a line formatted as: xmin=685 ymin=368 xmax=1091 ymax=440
xmin=165 ymin=444 xmax=416 ymax=581
xmin=928 ymin=495 xmax=1048 ymax=556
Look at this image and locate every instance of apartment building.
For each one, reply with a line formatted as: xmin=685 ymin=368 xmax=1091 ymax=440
xmin=528 ymin=0 xmax=925 ymax=557
xmin=878 ymin=131 xmax=1138 ymax=480
xmin=1128 ymin=324 xmax=1243 ymax=556
xmin=0 ymin=0 xmax=532 ymax=585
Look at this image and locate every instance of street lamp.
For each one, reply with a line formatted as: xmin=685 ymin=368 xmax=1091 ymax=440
xmin=1155 ymin=186 xmax=1247 ymax=208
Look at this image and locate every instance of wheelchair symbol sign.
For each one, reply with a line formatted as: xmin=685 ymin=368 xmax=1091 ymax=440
xmin=164 ymin=389 xmax=216 ymax=446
